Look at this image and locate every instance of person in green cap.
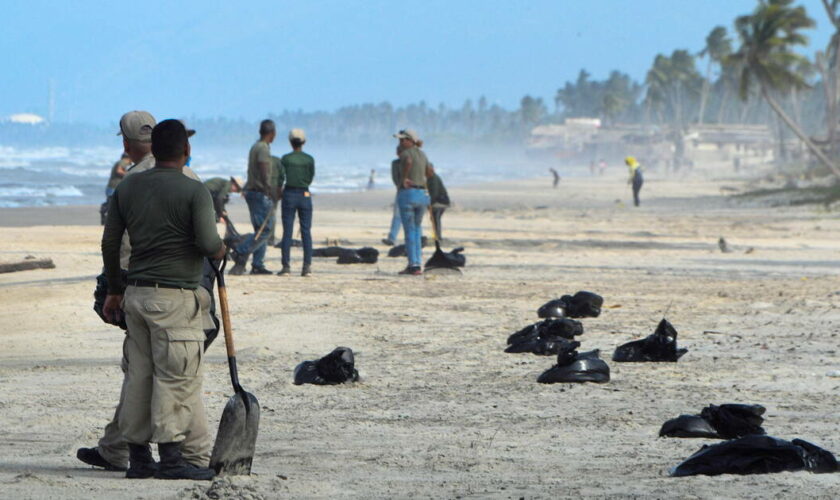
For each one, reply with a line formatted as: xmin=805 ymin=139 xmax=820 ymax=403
xmin=276 ymin=128 xmax=315 ymax=277
xmin=203 ymin=176 xmax=243 ymax=222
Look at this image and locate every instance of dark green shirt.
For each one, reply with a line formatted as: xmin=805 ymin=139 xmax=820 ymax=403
xmin=280 ymin=151 xmax=315 ymax=189
xmin=427 ymin=174 xmax=450 ymax=206
xmin=244 ymin=140 xmax=271 ymax=192
xmin=102 ymin=167 xmax=223 ymax=293
xmin=106 ymin=158 xmax=130 ymax=191
xmin=390 ymin=159 xmax=401 ymax=188
xmin=204 ymin=177 xmax=232 ymax=199
xmin=399 ymin=146 xmax=428 ymax=188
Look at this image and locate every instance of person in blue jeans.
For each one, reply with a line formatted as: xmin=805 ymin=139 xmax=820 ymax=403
xmin=277 ymin=129 xmax=315 ymax=277
xmin=393 ymin=129 xmax=432 ymax=275
xmin=231 ymin=120 xmax=276 ymax=275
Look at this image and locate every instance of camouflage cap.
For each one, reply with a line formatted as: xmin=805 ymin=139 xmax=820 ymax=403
xmin=118 ymin=111 xmax=156 ymax=142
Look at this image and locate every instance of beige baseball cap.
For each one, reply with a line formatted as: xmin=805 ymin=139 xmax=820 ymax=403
xmin=118 ymin=111 xmax=156 ymax=142
xmin=394 ymin=129 xmax=419 ymax=142
xmin=230 ymin=176 xmax=244 ymax=189
xmin=289 ymin=128 xmax=306 ymax=142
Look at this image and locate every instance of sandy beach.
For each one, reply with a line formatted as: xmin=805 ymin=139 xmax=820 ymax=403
xmin=1 ymin=168 xmax=839 ymax=499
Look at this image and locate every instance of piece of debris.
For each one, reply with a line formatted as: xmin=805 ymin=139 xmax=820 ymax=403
xmin=718 ymin=237 xmax=732 ymax=253
xmin=660 ymin=404 xmax=766 ymax=439
xmin=312 ymin=246 xmax=378 ymax=264
xmin=0 ymin=258 xmax=55 ymax=274
xmin=612 ymin=318 xmax=688 ymax=362
xmin=670 ymin=435 xmax=838 ymax=477
xmin=293 ymin=347 xmax=360 ymax=385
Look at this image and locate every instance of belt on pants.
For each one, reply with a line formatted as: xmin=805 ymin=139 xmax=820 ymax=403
xmin=127 ymin=279 xmax=196 ymax=290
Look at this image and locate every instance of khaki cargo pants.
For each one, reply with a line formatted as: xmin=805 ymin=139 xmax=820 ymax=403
xmin=107 ymin=285 xmax=210 ymax=463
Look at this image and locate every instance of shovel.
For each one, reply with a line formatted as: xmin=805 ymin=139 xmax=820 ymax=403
xmin=423 ymin=206 xmax=463 ymax=273
xmin=209 ymin=256 xmax=260 ymax=475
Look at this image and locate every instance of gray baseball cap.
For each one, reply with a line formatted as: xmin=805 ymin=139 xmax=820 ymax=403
xmin=118 ymin=111 xmax=156 ymax=142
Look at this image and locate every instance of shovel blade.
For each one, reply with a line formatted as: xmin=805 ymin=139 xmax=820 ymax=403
xmin=209 ymin=391 xmax=260 ymax=475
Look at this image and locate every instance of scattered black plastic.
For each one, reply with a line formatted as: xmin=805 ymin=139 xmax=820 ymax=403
xmin=93 ymin=270 xmax=128 ymax=329
xmin=424 ymin=246 xmax=466 ymax=269
xmin=660 ymin=404 xmax=766 ymax=439
xmin=671 ymin=435 xmax=838 ymax=477
xmin=537 ymin=346 xmax=610 ymax=384
xmin=538 ymin=291 xmax=604 ymax=319
xmin=313 ymin=246 xmax=379 ymax=264
xmin=273 ymin=238 xmax=302 ymax=248
xmin=505 ymin=319 xmax=584 ymax=355
xmin=293 ymin=347 xmax=360 ymax=385
xmin=612 ymin=318 xmax=688 ymax=362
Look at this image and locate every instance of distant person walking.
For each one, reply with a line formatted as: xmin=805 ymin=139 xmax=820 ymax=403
xmin=367 ymin=169 xmax=376 ymax=190
xmin=394 ymin=129 xmax=431 ymax=275
xmin=625 ymin=156 xmax=644 ymax=207
xmin=277 ymin=129 xmax=315 ymax=277
xmin=549 ymin=168 xmax=560 ymax=188
xmin=100 ymin=153 xmax=131 ymax=224
xmin=382 ymin=145 xmax=404 ymax=246
xmin=232 ymin=120 xmax=276 ymax=275
xmin=204 ymin=176 xmax=243 ymax=222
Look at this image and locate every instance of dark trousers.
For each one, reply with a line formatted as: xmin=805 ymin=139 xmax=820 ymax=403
xmin=632 ymin=172 xmax=644 ymax=207
xmin=431 ymin=207 xmax=446 ymax=240
xmin=281 ymin=188 xmax=313 ymax=267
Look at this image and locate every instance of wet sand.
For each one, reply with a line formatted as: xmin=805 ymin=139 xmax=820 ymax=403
xmin=0 ymin=169 xmax=839 ymax=499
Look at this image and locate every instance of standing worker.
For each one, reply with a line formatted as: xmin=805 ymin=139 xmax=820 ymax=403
xmin=277 ymin=129 xmax=315 ymax=277
xmin=204 ymin=176 xmax=243 ymax=222
xmin=77 ymin=111 xmax=217 ymax=474
xmin=394 ymin=129 xmax=431 ymax=275
xmin=101 ymin=119 xmax=224 ymax=481
xmin=382 ymin=145 xmax=403 ymax=246
xmin=232 ymin=120 xmax=276 ymax=275
xmin=626 ymin=156 xmax=644 ymax=207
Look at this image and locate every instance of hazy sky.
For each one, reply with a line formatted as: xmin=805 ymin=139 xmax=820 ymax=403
xmin=0 ymin=0 xmax=834 ymax=124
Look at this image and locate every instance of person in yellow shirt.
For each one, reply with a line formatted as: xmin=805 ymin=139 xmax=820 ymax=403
xmin=625 ymin=156 xmax=644 ymax=207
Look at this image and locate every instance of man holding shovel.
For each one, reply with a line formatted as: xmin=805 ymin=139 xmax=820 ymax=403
xmin=101 ymin=119 xmax=224 ymax=481
xmin=231 ymin=119 xmax=276 ymax=275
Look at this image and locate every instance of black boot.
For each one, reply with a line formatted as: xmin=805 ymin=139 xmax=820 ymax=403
xmin=76 ymin=447 xmax=127 ymax=471
xmin=154 ymin=442 xmax=215 ymax=481
xmin=125 ymin=444 xmax=157 ymax=479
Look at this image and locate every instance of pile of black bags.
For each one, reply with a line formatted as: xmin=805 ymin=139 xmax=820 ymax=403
xmin=294 ymin=347 xmax=360 ymax=386
xmin=660 ymin=403 xmax=838 ymax=476
xmin=506 ymin=291 xmax=609 ymax=383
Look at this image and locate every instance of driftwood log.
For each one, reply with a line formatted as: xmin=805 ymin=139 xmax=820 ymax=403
xmin=0 ymin=258 xmax=56 ymax=274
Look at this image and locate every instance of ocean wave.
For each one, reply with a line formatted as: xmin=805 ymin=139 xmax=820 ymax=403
xmin=0 ymin=184 xmax=84 ymax=198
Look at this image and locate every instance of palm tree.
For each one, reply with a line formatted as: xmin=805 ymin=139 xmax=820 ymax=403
xmin=817 ymin=0 xmax=840 ymax=157
xmin=730 ymin=0 xmax=840 ymax=176
xmin=698 ymin=26 xmax=732 ymax=124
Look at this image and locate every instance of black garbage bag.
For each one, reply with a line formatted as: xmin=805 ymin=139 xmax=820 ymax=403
xmin=273 ymin=238 xmax=302 ymax=248
xmin=660 ymin=415 xmax=720 ymax=439
xmin=538 ymin=291 xmax=604 ymax=319
xmin=612 ymin=318 xmax=687 ymax=362
xmin=293 ymin=347 xmax=360 ymax=385
xmin=660 ymin=404 xmax=766 ymax=439
xmin=336 ymin=247 xmax=379 ymax=264
xmin=312 ymin=246 xmax=346 ymax=257
xmin=424 ymin=246 xmax=466 ymax=269
xmin=505 ymin=319 xmax=584 ymax=355
xmin=670 ymin=435 xmax=838 ymax=477
xmin=387 ymin=237 xmax=429 ymax=257
xmin=538 ymin=348 xmax=610 ymax=384
xmin=93 ymin=270 xmax=128 ymax=329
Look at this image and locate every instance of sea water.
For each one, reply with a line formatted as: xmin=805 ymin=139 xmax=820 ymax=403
xmin=0 ymin=143 xmax=559 ymax=208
